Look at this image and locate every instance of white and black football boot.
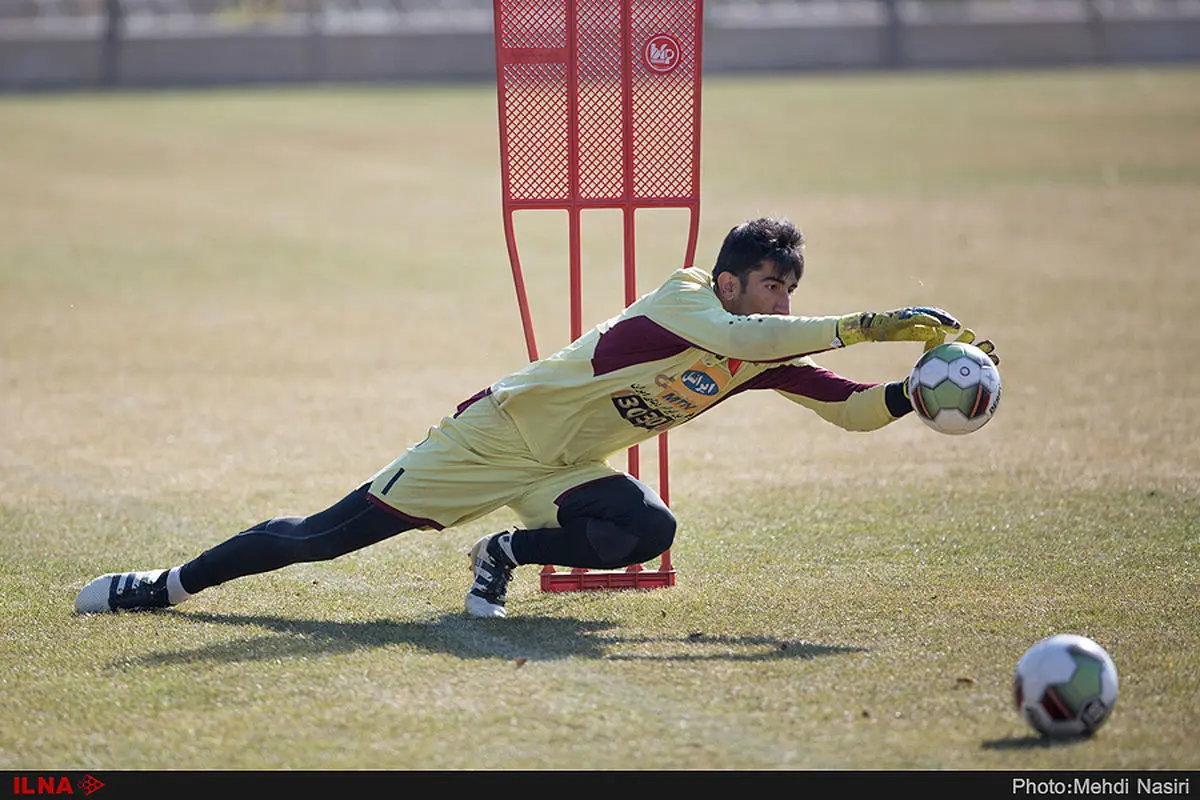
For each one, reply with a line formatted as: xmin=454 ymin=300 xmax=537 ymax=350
xmin=465 ymin=533 xmax=516 ymax=618
xmin=74 ymin=570 xmax=172 ymax=613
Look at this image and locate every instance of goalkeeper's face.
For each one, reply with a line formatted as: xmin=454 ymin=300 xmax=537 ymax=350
xmin=718 ymin=261 xmax=799 ymax=317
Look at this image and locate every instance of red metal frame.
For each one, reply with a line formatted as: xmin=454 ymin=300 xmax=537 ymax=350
xmin=494 ymin=0 xmax=703 ymax=592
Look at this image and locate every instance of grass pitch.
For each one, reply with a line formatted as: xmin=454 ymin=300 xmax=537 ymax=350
xmin=1 ymin=66 xmax=1198 ymax=770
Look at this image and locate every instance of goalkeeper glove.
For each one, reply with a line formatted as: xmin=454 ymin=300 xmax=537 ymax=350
xmin=921 ymin=327 xmax=1001 ymax=363
xmin=835 ymin=306 xmax=961 ymax=348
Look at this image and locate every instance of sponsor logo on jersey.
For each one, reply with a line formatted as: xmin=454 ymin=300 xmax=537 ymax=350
xmin=653 ymin=356 xmax=735 ymax=413
xmin=613 ymin=356 xmax=748 ymax=432
xmin=680 ymin=369 xmax=719 ymax=396
xmin=611 ymin=391 xmax=675 ymax=431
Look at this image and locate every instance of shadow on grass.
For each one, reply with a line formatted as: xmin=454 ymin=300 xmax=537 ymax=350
xmin=980 ymin=735 xmax=1091 ymax=751
xmin=111 ymin=610 xmax=866 ymax=668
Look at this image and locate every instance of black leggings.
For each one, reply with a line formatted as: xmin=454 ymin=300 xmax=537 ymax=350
xmin=178 ymin=474 xmax=676 ymax=594
xmin=509 ymin=474 xmax=676 ymax=569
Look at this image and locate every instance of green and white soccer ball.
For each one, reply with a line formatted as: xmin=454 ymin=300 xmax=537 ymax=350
xmin=908 ymin=341 xmax=1001 ymax=435
xmin=1013 ymin=634 xmax=1119 ymax=738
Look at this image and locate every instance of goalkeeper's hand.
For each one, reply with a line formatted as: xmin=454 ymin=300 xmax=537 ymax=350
xmin=835 ymin=306 xmax=961 ymax=348
xmin=920 ymin=327 xmax=1001 ymax=363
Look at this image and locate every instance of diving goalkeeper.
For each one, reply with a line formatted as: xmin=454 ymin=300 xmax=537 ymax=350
xmin=75 ymin=217 xmax=998 ymax=619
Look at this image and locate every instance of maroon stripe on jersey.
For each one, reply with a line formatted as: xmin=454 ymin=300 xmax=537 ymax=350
xmin=454 ymin=387 xmax=493 ymax=418
xmin=712 ymin=363 xmax=876 ymax=411
xmin=738 ymin=362 xmax=877 ymax=400
xmin=592 ymin=316 xmax=695 ymax=376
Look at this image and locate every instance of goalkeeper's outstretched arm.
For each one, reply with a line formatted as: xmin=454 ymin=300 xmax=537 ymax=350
xmin=644 ymin=270 xmax=964 ymax=364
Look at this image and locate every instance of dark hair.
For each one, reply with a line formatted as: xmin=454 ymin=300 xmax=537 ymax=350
xmin=712 ymin=217 xmax=805 ymax=287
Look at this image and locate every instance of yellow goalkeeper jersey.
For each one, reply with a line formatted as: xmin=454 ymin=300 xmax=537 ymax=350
xmin=472 ymin=266 xmax=901 ymax=467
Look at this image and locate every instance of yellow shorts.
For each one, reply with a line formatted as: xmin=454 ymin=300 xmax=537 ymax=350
xmin=366 ymin=392 xmax=620 ymax=531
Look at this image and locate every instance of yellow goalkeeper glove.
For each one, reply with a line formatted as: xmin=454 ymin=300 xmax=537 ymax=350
xmin=835 ymin=306 xmax=961 ymax=348
xmin=921 ymin=327 xmax=1001 ymax=363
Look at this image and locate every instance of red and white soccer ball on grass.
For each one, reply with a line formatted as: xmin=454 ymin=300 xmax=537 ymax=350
xmin=908 ymin=341 xmax=1002 ymax=435
xmin=1013 ymin=634 xmax=1119 ymax=738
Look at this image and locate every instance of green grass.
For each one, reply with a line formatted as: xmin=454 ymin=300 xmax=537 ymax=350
xmin=1 ymin=66 xmax=1199 ymax=770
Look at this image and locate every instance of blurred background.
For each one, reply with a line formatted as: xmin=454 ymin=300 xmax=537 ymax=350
xmin=1 ymin=0 xmax=1198 ymax=91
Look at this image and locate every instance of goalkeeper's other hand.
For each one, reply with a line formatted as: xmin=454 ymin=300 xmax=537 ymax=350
xmin=835 ymin=306 xmax=961 ymax=348
xmin=924 ymin=327 xmax=1001 ymax=364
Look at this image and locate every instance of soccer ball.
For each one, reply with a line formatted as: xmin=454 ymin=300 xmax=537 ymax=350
xmin=908 ymin=341 xmax=1001 ymax=435
xmin=1012 ymin=634 xmax=1119 ymax=738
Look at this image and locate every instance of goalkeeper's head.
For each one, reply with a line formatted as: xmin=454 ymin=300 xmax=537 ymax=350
xmin=712 ymin=217 xmax=805 ymax=316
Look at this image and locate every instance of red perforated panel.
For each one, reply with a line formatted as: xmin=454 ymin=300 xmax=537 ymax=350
xmin=497 ymin=0 xmax=566 ymax=49
xmin=576 ymin=1 xmax=624 ymax=201
xmin=502 ymin=62 xmax=570 ymax=201
xmin=495 ymin=0 xmax=701 ymax=208
xmin=630 ymin=1 xmax=700 ymax=200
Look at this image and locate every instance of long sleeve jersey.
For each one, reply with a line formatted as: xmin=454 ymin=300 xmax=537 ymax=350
xmin=477 ymin=266 xmax=908 ymax=466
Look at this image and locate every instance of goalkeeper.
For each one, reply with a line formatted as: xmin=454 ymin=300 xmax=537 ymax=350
xmin=75 ymin=217 xmax=998 ymax=619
